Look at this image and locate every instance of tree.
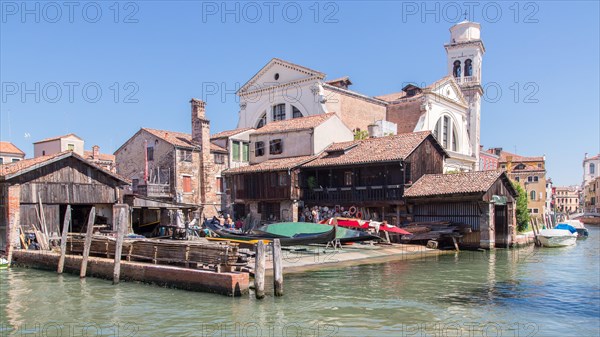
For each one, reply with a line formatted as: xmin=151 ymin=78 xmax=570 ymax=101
xmin=354 ymin=129 xmax=369 ymax=140
xmin=513 ymin=182 xmax=530 ymax=232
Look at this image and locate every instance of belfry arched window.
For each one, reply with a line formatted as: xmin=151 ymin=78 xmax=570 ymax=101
xmin=256 ymin=113 xmax=267 ymax=128
xmin=464 ymin=59 xmax=473 ymax=77
xmin=453 ymin=60 xmax=461 ymax=78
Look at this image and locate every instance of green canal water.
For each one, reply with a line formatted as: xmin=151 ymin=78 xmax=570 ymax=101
xmin=1 ymin=227 xmax=599 ymax=337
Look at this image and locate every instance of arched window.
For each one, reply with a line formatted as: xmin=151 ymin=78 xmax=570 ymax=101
xmin=530 ymin=190 xmax=536 ymax=201
xmin=292 ymin=105 xmax=303 ymax=118
xmin=256 ymin=113 xmax=267 ymax=128
xmin=464 ymin=59 xmax=473 ymax=77
xmin=590 ymin=163 xmax=596 ymax=174
xmin=433 ymin=115 xmax=459 ymax=152
xmin=453 ymin=60 xmax=461 ymax=78
xmin=272 ymin=104 xmax=286 ymax=121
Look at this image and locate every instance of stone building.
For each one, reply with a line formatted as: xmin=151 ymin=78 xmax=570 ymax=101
xmin=33 ymin=134 xmax=115 ymax=172
xmin=554 ymin=185 xmax=581 ymax=214
xmin=584 ymin=176 xmax=599 ymax=213
xmin=234 ymin=20 xmax=484 ymax=173
xmin=0 ymin=142 xmax=25 ymax=164
xmin=114 ymin=99 xmax=222 ymax=218
xmin=582 ymin=153 xmax=600 ymax=211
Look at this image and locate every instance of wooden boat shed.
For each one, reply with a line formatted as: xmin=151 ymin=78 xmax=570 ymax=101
xmin=404 ymin=171 xmax=517 ymax=249
xmin=0 ymin=151 xmax=130 ymax=255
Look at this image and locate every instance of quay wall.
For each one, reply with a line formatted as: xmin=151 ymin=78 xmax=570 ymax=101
xmin=11 ymin=250 xmax=249 ymax=297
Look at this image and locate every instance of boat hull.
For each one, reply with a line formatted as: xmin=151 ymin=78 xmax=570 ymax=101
xmin=538 ymin=235 xmax=577 ymax=247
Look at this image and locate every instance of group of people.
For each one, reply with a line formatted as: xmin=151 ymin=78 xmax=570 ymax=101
xmin=213 ymin=214 xmax=244 ymax=230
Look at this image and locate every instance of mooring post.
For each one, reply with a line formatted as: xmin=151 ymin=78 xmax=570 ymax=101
xmin=80 ymin=206 xmax=96 ymax=278
xmin=113 ymin=207 xmax=127 ymax=284
xmin=57 ymin=205 xmax=72 ymax=274
xmin=254 ymin=240 xmax=266 ymax=299
xmin=272 ymin=239 xmax=283 ymax=297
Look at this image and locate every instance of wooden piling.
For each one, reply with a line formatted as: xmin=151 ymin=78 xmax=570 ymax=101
xmin=80 ymin=207 xmax=96 ymax=278
xmin=272 ymin=239 xmax=283 ymax=297
xmin=57 ymin=205 xmax=72 ymax=274
xmin=254 ymin=240 xmax=266 ymax=299
xmin=113 ymin=208 xmax=127 ymax=284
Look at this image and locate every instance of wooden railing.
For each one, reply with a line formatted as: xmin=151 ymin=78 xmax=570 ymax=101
xmin=301 ymin=185 xmax=404 ymax=203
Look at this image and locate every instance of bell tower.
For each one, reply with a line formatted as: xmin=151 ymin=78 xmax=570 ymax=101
xmin=445 ymin=20 xmax=485 ymax=170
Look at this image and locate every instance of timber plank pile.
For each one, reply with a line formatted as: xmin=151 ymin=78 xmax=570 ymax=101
xmin=67 ymin=235 xmax=247 ymax=269
xmin=401 ymin=221 xmax=471 ymax=242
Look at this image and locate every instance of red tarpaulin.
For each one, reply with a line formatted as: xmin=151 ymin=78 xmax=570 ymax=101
xmin=379 ymin=225 xmax=411 ymax=235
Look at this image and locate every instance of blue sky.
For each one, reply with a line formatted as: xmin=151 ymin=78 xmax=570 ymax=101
xmin=1 ymin=1 xmax=599 ymax=186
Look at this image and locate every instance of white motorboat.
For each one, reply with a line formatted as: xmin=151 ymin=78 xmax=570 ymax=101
xmin=560 ymin=220 xmax=589 ymax=238
xmin=537 ymin=228 xmax=578 ymax=247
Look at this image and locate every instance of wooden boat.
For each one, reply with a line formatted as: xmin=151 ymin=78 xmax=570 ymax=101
xmin=538 ymin=227 xmax=578 ymax=247
xmin=258 ymin=222 xmax=380 ymax=243
xmin=206 ymin=221 xmax=336 ymax=246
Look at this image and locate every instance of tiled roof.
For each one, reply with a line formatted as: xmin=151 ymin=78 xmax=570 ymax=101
xmin=303 ymin=131 xmax=441 ymax=168
xmin=252 ymin=113 xmax=336 ymax=135
xmin=0 ymin=151 xmax=129 ymax=183
xmin=496 ymin=150 xmax=544 ymax=163
xmin=143 ymin=128 xmax=196 ymax=149
xmin=211 ymin=127 xmax=253 ymax=139
xmin=0 ymin=141 xmax=25 ymax=155
xmin=326 ymin=76 xmax=352 ymax=85
xmin=210 ymin=143 xmax=228 ymax=153
xmin=33 ymin=133 xmax=83 ymax=144
xmin=405 ymin=170 xmax=512 ymax=198
xmin=375 ymin=75 xmax=456 ymax=103
xmin=585 ymin=154 xmax=600 ymax=161
xmin=83 ymin=150 xmax=115 ymax=162
xmin=224 ymin=155 xmax=314 ymax=175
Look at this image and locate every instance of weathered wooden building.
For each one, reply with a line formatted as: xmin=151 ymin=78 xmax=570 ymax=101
xmin=299 ymin=131 xmax=447 ymax=225
xmin=404 ymin=170 xmax=517 ymax=249
xmin=0 ymin=151 xmax=130 ymax=254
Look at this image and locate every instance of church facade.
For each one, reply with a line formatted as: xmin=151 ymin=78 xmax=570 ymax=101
xmin=235 ymin=20 xmax=484 ymax=172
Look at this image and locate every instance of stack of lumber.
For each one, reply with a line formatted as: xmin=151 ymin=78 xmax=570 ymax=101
xmin=67 ymin=236 xmax=245 ymax=267
xmin=401 ymin=221 xmax=471 ymax=241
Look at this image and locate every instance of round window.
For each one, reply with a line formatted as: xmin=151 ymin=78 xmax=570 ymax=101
xmin=274 ymin=73 xmax=280 ymax=80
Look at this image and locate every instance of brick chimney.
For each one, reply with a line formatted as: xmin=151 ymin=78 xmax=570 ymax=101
xmin=191 ymin=98 xmax=208 ymax=144
xmin=92 ymin=145 xmax=100 ymax=160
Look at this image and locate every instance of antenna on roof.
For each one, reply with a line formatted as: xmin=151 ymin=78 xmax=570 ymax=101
xmin=463 ymin=10 xmax=468 ymax=21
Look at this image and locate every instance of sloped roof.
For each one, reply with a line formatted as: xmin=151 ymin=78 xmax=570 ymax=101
xmin=33 ymin=133 xmax=83 ymax=144
xmin=224 ymin=155 xmax=315 ymax=175
xmin=239 ymin=58 xmax=326 ymax=94
xmin=143 ymin=128 xmax=196 ymax=149
xmin=211 ymin=127 xmax=254 ymax=140
xmin=210 ymin=143 xmax=228 ymax=153
xmin=0 ymin=151 xmax=129 ymax=183
xmin=252 ymin=113 xmax=336 ymax=135
xmin=303 ymin=131 xmax=445 ymax=168
xmin=375 ymin=76 xmax=462 ymax=103
xmin=83 ymin=150 xmax=115 ymax=162
xmin=496 ymin=150 xmax=544 ymax=163
xmin=405 ymin=170 xmax=514 ymax=198
xmin=0 ymin=141 xmax=25 ymax=155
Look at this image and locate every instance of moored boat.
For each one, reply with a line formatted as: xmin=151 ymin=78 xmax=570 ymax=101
xmin=258 ymin=222 xmax=380 ymax=243
xmin=538 ymin=226 xmax=578 ymax=247
xmin=559 ymin=220 xmax=589 ymax=238
xmin=206 ymin=221 xmax=337 ymax=246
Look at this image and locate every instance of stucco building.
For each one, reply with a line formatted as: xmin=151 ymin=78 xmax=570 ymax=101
xmin=554 ymin=185 xmax=581 ymax=214
xmin=0 ymin=142 xmax=25 ymax=164
xmin=584 ymin=177 xmax=599 ymax=213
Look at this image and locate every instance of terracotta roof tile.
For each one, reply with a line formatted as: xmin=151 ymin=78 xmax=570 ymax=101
xmin=83 ymin=150 xmax=115 ymax=162
xmin=224 ymin=155 xmax=314 ymax=174
xmin=0 ymin=151 xmax=129 ymax=183
xmin=252 ymin=113 xmax=336 ymax=135
xmin=33 ymin=133 xmax=83 ymax=144
xmin=211 ymin=127 xmax=253 ymax=139
xmin=210 ymin=143 xmax=228 ymax=153
xmin=495 ymin=150 xmax=544 ymax=163
xmin=405 ymin=170 xmax=508 ymax=197
xmin=0 ymin=141 xmax=25 ymax=155
xmin=142 ymin=128 xmax=196 ymax=149
xmin=303 ymin=131 xmax=440 ymax=168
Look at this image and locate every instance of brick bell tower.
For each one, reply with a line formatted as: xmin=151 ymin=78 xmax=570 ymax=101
xmin=190 ymin=98 xmax=217 ymax=218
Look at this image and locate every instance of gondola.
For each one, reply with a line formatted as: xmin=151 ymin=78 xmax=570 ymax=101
xmin=257 ymin=222 xmax=381 ymax=243
xmin=205 ymin=221 xmax=337 ymax=246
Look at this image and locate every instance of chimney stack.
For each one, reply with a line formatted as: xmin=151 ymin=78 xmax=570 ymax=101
xmin=92 ymin=145 xmax=100 ymax=160
xmin=191 ymin=98 xmax=208 ymax=143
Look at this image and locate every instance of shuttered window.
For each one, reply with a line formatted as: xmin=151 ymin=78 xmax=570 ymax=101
xmin=232 ymin=141 xmax=240 ymax=161
xmin=183 ymin=176 xmax=192 ymax=193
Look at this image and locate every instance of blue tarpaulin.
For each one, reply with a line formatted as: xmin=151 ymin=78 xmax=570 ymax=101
xmin=555 ymin=223 xmax=577 ymax=234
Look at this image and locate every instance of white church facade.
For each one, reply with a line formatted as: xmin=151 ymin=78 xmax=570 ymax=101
xmin=234 ymin=20 xmax=485 ymax=172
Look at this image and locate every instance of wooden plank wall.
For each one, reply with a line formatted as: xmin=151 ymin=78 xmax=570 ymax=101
xmin=19 ymin=204 xmax=60 ymax=233
xmin=413 ymin=202 xmax=482 ymax=230
xmin=406 ymin=137 xmax=445 ymax=183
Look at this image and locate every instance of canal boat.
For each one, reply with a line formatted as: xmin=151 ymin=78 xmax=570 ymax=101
xmin=559 ymin=220 xmax=589 ymax=238
xmin=0 ymin=257 xmax=8 ymax=269
xmin=537 ymin=226 xmax=578 ymax=247
xmin=258 ymin=222 xmax=380 ymax=243
xmin=206 ymin=221 xmax=337 ymax=246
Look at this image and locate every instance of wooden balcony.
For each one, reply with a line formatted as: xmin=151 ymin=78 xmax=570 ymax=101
xmin=301 ymin=185 xmax=404 ymax=204
xmin=134 ymin=184 xmax=172 ymax=199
